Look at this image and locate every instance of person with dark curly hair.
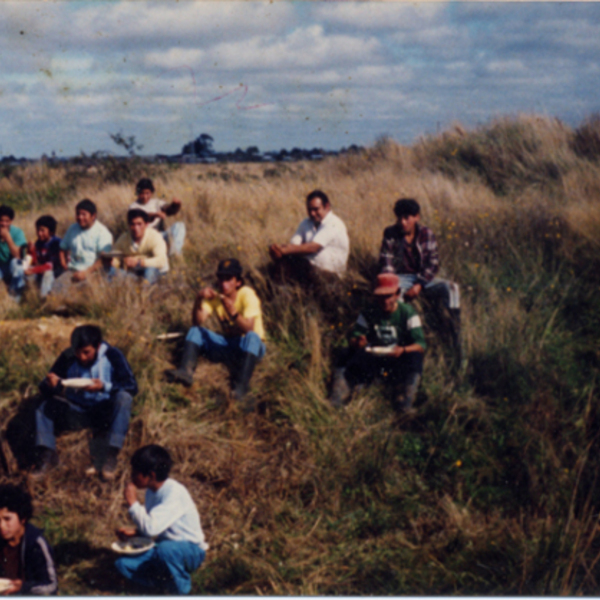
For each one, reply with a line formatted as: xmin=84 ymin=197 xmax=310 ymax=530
xmin=0 ymin=484 xmax=57 ymax=595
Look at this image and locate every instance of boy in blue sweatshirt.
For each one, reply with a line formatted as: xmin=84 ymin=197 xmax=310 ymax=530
xmin=32 ymin=324 xmax=138 ymax=481
xmin=115 ymin=444 xmax=208 ymax=595
xmin=0 ymin=484 xmax=57 ymax=595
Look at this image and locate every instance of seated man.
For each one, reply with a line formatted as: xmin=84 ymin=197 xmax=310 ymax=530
xmin=51 ymin=199 xmax=113 ymax=295
xmin=165 ymin=258 xmax=265 ymax=406
xmin=379 ymin=198 xmax=460 ymax=359
xmin=33 ymin=324 xmax=138 ymax=481
xmin=330 ymin=273 xmax=426 ymax=412
xmin=24 ymin=215 xmax=64 ymax=298
xmin=130 ymin=178 xmax=186 ymax=257
xmin=0 ymin=484 xmax=58 ymax=595
xmin=112 ymin=209 xmax=169 ymax=284
xmin=0 ymin=205 xmax=27 ymax=300
xmin=269 ymin=189 xmax=349 ymax=280
xmin=115 ymin=445 xmax=208 ymax=595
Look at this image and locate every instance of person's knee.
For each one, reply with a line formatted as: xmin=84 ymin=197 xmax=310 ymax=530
xmin=113 ymin=391 xmax=133 ymax=411
xmin=241 ymin=332 xmax=264 ymax=357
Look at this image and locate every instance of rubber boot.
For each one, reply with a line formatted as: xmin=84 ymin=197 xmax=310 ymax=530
xmin=164 ymin=341 xmax=202 ymax=387
xmin=393 ymin=372 xmax=421 ymax=413
xmin=329 ymin=368 xmax=352 ymax=408
xmin=449 ymin=308 xmax=462 ymax=370
xmin=31 ymin=446 xmax=59 ymax=480
xmin=231 ymin=351 xmax=259 ymax=406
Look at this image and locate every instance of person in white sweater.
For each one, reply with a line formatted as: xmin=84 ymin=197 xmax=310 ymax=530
xmin=115 ymin=445 xmax=208 ymax=595
xmin=112 ymin=209 xmax=169 ymax=284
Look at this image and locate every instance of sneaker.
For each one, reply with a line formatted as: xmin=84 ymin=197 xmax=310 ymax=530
xmin=84 ymin=465 xmax=98 ymax=477
xmin=101 ymin=448 xmax=119 ymax=481
xmin=30 ymin=448 xmax=58 ymax=480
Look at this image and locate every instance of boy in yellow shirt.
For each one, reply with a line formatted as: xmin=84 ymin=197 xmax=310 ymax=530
xmin=165 ymin=259 xmax=265 ymax=405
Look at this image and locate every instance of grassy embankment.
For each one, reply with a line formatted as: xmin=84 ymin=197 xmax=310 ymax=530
xmin=0 ymin=114 xmax=600 ymax=594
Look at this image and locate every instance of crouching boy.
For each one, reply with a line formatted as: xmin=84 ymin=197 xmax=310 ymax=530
xmin=0 ymin=484 xmax=58 ymax=595
xmin=330 ymin=273 xmax=426 ymax=412
xmin=115 ymin=445 xmax=208 ymax=595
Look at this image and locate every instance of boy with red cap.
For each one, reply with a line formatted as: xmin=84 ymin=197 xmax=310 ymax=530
xmin=330 ymin=273 xmax=426 ymax=412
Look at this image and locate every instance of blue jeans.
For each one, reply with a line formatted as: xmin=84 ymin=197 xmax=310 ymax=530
xmin=110 ymin=266 xmax=161 ymax=285
xmin=186 ymin=327 xmax=266 ymax=364
xmin=0 ymin=258 xmax=26 ymax=298
xmin=35 ymin=390 xmax=133 ymax=451
xmin=115 ymin=540 xmax=205 ymax=594
xmin=26 ymin=271 xmax=56 ymax=298
xmin=162 ymin=222 xmax=186 ymax=256
xmin=399 ymin=274 xmax=460 ymax=310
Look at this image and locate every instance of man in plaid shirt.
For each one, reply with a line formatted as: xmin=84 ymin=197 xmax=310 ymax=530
xmin=379 ymin=198 xmax=461 ymax=362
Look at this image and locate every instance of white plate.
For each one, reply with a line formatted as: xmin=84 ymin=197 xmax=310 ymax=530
xmin=111 ymin=537 xmax=155 ymax=555
xmin=156 ymin=332 xmax=185 ymax=340
xmin=61 ymin=378 xmax=94 ymax=388
xmin=365 ymin=346 xmax=396 ymax=356
xmin=0 ymin=579 xmax=12 ymax=592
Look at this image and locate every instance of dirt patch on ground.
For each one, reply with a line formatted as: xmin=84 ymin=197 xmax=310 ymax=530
xmin=0 ymin=316 xmax=86 ymax=352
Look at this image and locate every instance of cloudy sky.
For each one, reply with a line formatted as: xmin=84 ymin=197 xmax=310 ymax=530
xmin=1 ymin=1 xmax=599 ymax=158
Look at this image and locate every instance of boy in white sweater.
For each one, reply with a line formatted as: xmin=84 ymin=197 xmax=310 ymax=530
xmin=115 ymin=444 xmax=208 ymax=594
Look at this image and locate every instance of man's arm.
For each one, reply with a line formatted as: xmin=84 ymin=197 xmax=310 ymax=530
xmin=378 ymin=226 xmax=399 ymax=274
xmin=39 ymin=349 xmax=73 ymax=395
xmin=20 ymin=535 xmax=58 ymax=595
xmin=105 ymin=347 xmax=139 ymax=397
xmin=125 ymin=485 xmax=185 ymax=538
xmin=192 ymin=289 xmax=214 ymax=326
xmin=219 ymin=293 xmax=255 ymax=335
xmin=164 ymin=198 xmax=182 ymax=216
xmin=274 ymin=242 xmax=322 ymax=257
xmin=0 ymin=228 xmax=25 ymax=259
xmin=416 ymin=227 xmax=440 ymax=285
xmin=72 ymin=257 xmax=105 ymax=281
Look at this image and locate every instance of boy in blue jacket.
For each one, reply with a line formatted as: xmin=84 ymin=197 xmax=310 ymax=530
xmin=0 ymin=484 xmax=57 ymax=595
xmin=32 ymin=324 xmax=138 ymax=481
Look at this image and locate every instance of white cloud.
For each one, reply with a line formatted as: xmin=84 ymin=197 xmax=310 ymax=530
xmin=207 ymin=25 xmax=382 ymax=71
xmin=313 ymin=3 xmax=444 ymax=31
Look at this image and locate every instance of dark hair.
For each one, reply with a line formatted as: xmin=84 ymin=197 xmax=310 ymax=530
xmin=306 ymin=189 xmax=330 ymax=207
xmin=127 ymin=209 xmax=150 ymax=224
xmin=393 ymin=198 xmax=420 ymax=218
xmin=0 ymin=484 xmax=33 ymax=522
xmin=130 ymin=444 xmax=173 ymax=482
xmin=71 ymin=325 xmax=103 ymax=351
xmin=35 ymin=215 xmax=58 ymax=235
xmin=136 ymin=178 xmax=155 ymax=194
xmin=0 ymin=205 xmax=15 ymax=221
xmin=75 ymin=199 xmax=97 ymax=216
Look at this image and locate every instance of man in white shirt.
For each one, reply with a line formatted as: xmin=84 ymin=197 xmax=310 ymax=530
xmin=269 ymin=189 xmax=349 ymax=281
xmin=129 ymin=178 xmax=186 ymax=256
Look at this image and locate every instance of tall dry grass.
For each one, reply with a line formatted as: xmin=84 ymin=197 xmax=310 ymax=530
xmin=0 ymin=114 xmax=599 ymax=593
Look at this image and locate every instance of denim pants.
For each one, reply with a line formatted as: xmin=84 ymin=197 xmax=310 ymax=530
xmin=186 ymin=327 xmax=266 ymax=364
xmin=115 ymin=540 xmax=205 ymax=594
xmin=399 ymin=274 xmax=460 ymax=310
xmin=35 ymin=390 xmax=132 ymax=451
xmin=162 ymin=222 xmax=186 ymax=256
xmin=0 ymin=258 xmax=26 ymax=297
xmin=109 ymin=266 xmax=161 ymax=285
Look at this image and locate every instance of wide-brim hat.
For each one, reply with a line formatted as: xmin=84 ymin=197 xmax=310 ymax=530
xmin=216 ymin=258 xmax=243 ymax=278
xmin=373 ymin=273 xmax=400 ymax=295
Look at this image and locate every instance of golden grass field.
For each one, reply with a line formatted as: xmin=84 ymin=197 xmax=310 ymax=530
xmin=0 ymin=114 xmax=600 ymax=594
